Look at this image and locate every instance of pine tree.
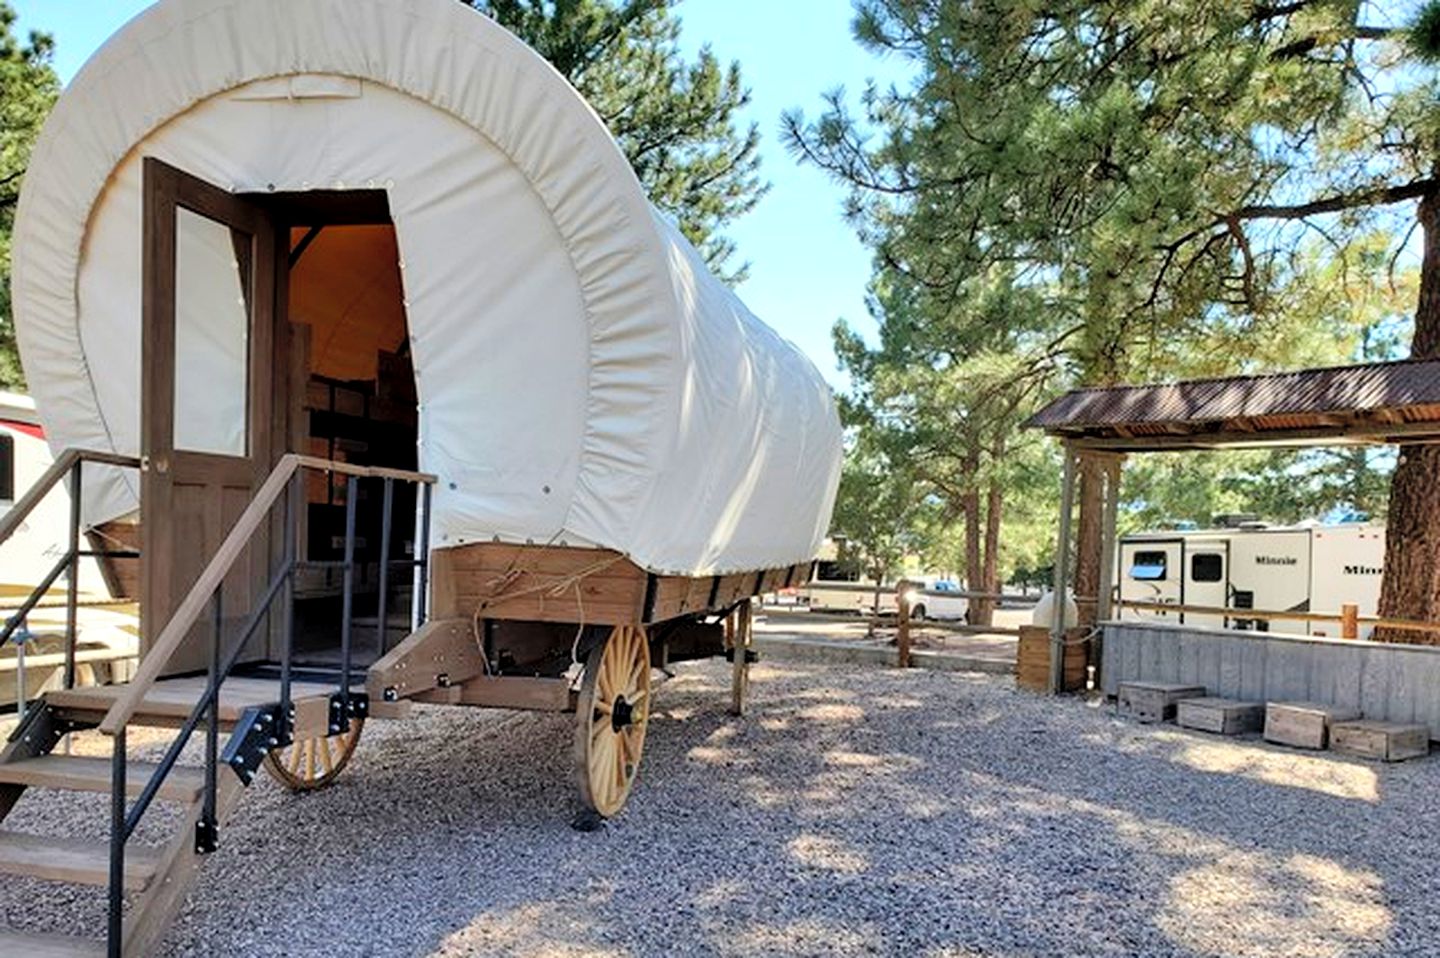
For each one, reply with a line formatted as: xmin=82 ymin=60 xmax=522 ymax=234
xmin=0 ymin=3 xmax=59 ymax=389
xmin=787 ymin=0 xmax=1440 ymax=639
xmin=467 ymin=0 xmax=767 ymax=282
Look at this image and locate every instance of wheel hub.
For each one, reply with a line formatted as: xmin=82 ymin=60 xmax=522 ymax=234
xmin=611 ymin=695 xmax=635 ymax=732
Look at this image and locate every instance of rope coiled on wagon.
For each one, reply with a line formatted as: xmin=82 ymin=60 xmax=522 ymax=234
xmin=468 ymin=546 xmax=628 ymax=674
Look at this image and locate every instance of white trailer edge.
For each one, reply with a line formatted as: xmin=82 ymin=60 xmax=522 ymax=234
xmin=1117 ymin=523 xmax=1385 ymax=639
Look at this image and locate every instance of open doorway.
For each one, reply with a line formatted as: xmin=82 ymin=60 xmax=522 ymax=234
xmin=283 ymin=207 xmax=419 ymax=669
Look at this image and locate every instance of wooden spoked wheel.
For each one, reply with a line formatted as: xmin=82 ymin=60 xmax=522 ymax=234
xmin=262 ymin=721 xmax=364 ymax=792
xmin=575 ymin=624 xmax=651 ymax=819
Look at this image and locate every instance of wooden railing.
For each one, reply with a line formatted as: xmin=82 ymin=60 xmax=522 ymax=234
xmin=1115 ymin=599 xmax=1440 ymax=637
xmin=98 ymin=454 xmax=436 ymax=735
xmin=96 ymin=453 xmax=436 ymax=956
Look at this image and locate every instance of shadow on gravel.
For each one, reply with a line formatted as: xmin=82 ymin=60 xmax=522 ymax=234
xmin=144 ymin=661 xmax=1433 ymax=957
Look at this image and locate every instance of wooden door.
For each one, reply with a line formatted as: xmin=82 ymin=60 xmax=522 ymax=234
xmin=142 ymin=158 xmax=282 ymax=675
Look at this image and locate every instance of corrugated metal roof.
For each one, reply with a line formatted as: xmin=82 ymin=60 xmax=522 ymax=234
xmin=1031 ymin=360 xmax=1440 ymax=426
xmin=1028 ymin=359 xmax=1440 ymax=434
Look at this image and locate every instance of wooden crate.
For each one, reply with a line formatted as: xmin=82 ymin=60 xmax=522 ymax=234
xmin=1263 ymin=701 xmax=1361 ymax=750
xmin=1117 ymin=682 xmax=1206 ymax=723
xmin=1176 ymin=697 xmax=1265 ymax=736
xmin=1330 ymin=720 xmax=1430 ymax=762
xmin=1016 ymin=625 xmax=1087 ymax=692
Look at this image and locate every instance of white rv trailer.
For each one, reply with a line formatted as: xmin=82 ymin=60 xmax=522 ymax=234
xmin=1117 ymin=523 xmax=1385 ymax=638
xmin=0 ymin=393 xmax=111 ymax=599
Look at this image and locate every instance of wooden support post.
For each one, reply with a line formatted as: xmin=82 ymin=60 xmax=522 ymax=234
xmin=1092 ymin=453 xmax=1124 ymax=690
xmin=1050 ymin=447 xmax=1078 ymax=694
xmin=729 ymin=601 xmax=752 ymax=716
xmin=1094 ymin=455 xmax=1124 ymax=623
xmin=896 ymin=580 xmax=912 ymax=669
xmin=1341 ymin=603 xmax=1359 ymax=640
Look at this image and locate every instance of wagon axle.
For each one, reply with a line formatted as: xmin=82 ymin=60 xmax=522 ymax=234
xmin=610 ymin=695 xmax=636 ymax=731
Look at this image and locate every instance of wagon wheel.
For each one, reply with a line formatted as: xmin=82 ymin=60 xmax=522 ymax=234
xmin=574 ymin=624 xmax=651 ymax=823
xmin=262 ymin=720 xmax=365 ymax=792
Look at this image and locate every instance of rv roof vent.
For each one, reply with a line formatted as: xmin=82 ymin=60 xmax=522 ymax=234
xmin=1213 ymin=512 xmax=1260 ymax=529
xmin=1237 ymin=521 xmax=1270 ymax=530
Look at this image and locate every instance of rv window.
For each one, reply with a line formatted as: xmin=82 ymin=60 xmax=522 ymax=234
xmin=1130 ymin=550 xmax=1168 ymax=581
xmin=0 ymin=434 xmax=12 ymax=502
xmin=814 ymin=560 xmax=859 ymax=583
xmin=1190 ymin=553 xmax=1223 ymax=583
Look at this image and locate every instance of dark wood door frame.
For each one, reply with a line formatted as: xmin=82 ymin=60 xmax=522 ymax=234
xmin=142 ymin=175 xmax=399 ymax=673
xmin=141 ymin=158 xmax=282 ymax=674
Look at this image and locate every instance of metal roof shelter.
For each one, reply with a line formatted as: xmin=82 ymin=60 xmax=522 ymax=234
xmin=1029 ymin=358 xmax=1440 ymax=452
xmin=1026 ymin=359 xmax=1440 ymax=692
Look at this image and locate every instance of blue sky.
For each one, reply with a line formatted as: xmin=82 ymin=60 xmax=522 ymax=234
xmin=13 ymin=0 xmax=911 ymax=387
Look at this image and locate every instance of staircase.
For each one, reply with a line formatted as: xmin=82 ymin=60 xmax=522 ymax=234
xmin=0 ymin=697 xmax=239 ymax=957
xmin=0 ymin=451 xmax=435 ymax=956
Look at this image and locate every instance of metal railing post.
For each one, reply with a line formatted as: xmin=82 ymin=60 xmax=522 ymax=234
xmin=280 ymin=471 xmax=300 ymax=729
xmin=14 ymin=620 xmax=25 ymax=722
xmin=202 ymin=589 xmax=220 ymax=844
xmin=375 ymin=477 xmax=393 ymax=657
xmin=416 ymin=482 xmax=432 ymax=628
xmin=64 ymin=459 xmax=82 ymax=690
xmin=339 ymin=474 xmax=358 ymax=706
xmin=107 ymin=724 xmax=127 ymax=958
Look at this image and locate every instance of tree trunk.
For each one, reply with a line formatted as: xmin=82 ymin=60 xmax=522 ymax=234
xmin=978 ymin=477 xmax=1003 ymax=627
xmin=1378 ymin=189 xmax=1440 ymax=645
xmin=962 ymin=444 xmax=983 ymax=625
xmin=868 ymin=565 xmax=884 ymax=638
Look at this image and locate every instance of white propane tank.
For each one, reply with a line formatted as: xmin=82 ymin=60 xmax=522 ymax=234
xmin=1032 ymin=590 xmax=1079 ymax=629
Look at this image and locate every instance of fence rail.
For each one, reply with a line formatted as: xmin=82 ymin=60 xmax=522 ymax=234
xmin=1115 ymin=599 xmax=1440 ymax=637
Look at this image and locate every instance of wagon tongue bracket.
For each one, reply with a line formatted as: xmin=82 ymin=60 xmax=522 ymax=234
xmin=329 ymin=690 xmax=369 ymax=735
xmin=222 ymin=703 xmax=292 ymax=786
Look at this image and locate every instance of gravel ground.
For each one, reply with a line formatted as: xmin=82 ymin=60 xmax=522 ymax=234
xmin=2 ymin=660 xmax=1437 ymax=957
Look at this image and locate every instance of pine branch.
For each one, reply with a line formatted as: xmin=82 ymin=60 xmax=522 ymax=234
xmin=1231 ymin=178 xmax=1439 ymax=221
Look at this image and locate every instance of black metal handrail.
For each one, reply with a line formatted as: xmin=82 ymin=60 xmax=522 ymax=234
xmin=0 ymin=449 xmax=142 ymax=713
xmin=103 ymin=457 xmax=435 ymax=957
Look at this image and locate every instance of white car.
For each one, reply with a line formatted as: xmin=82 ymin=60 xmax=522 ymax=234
xmin=907 ymin=579 xmax=969 ymax=622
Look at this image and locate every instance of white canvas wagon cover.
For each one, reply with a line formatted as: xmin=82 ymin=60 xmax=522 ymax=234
xmin=11 ymin=0 xmax=842 ymax=577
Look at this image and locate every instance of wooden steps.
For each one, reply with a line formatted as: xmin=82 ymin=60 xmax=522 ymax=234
xmin=0 ymin=755 xmax=205 ymax=803
xmin=45 ymin=675 xmax=338 ymax=726
xmin=0 ymin=677 xmax=272 ymax=954
xmin=0 ymin=830 xmax=163 ymax=891
xmin=0 ymin=929 xmax=105 ymax=957
xmin=0 ymin=671 xmax=353 ymax=953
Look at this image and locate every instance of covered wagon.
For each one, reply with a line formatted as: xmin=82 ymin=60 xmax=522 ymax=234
xmin=0 ymin=0 xmax=842 ymax=953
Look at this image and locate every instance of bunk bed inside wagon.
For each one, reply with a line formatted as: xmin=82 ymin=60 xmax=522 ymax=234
xmin=0 ymin=1 xmax=843 ymax=954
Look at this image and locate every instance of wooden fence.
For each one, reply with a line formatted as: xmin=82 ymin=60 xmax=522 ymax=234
xmin=1115 ymin=599 xmax=1440 ymax=637
xmin=1101 ymin=620 xmax=1440 ymax=740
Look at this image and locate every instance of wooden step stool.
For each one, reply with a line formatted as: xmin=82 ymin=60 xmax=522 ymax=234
xmin=1330 ymin=720 xmax=1431 ymax=762
xmin=1263 ymin=701 xmax=1360 ymax=750
xmin=1117 ymin=682 xmax=1207 ymax=723
xmin=1176 ymin=697 xmax=1265 ymax=736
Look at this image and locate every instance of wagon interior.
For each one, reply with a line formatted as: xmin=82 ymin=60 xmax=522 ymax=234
xmin=279 ymin=200 xmax=420 ymax=670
